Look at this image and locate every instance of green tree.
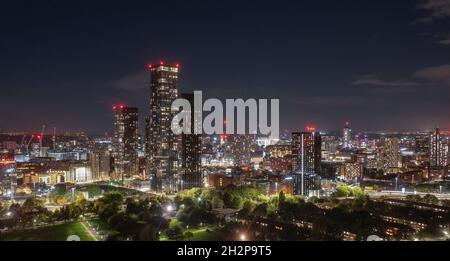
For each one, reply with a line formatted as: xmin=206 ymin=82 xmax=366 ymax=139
xmin=423 ymin=194 xmax=439 ymax=205
xmin=212 ymin=197 xmax=225 ymax=209
xmin=22 ymin=198 xmax=45 ymax=211
xmin=184 ymin=231 xmax=194 ymax=241
xmin=166 ymin=223 xmax=184 ymax=241
xmin=335 ymin=185 xmax=351 ymax=198
xmin=278 ymin=191 xmax=286 ymax=205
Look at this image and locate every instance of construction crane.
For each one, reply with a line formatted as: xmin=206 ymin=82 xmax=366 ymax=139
xmin=26 ymin=135 xmax=35 ymax=154
xmin=52 ymin=127 xmax=56 ymax=150
xmin=39 ymin=125 xmax=46 ymax=157
xmin=20 ymin=135 xmax=27 ymax=152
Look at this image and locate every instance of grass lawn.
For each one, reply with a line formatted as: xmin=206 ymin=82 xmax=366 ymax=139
xmin=190 ymin=228 xmax=223 ymax=241
xmin=89 ymin=218 xmax=113 ymax=233
xmin=160 ymin=227 xmax=223 ymax=241
xmin=1 ymin=222 xmax=95 ymax=241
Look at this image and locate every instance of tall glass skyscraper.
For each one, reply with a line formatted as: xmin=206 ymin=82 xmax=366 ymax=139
xmin=113 ymin=105 xmax=139 ymax=183
xmin=292 ymin=131 xmax=321 ymax=196
xmin=146 ymin=63 xmax=180 ymax=193
xmin=180 ymin=93 xmax=203 ymax=190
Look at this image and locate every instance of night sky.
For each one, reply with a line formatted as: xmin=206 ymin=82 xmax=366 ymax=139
xmin=1 ymin=0 xmax=450 ymax=134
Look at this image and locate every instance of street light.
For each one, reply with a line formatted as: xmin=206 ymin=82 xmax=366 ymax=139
xmin=166 ymin=205 xmax=173 ymax=212
xmin=240 ymin=234 xmax=247 ymax=241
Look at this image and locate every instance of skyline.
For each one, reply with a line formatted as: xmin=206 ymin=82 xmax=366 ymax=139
xmin=1 ymin=0 xmax=450 ymax=134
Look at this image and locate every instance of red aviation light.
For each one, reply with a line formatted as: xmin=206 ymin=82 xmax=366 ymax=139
xmin=120 ymin=105 xmax=125 ymax=110
xmin=175 ymin=63 xmax=180 ymax=68
xmin=147 ymin=64 xmax=153 ymax=70
xmin=112 ymin=105 xmax=117 ymax=110
xmin=306 ymin=125 xmax=316 ymax=132
xmin=160 ymin=61 xmax=164 ymax=65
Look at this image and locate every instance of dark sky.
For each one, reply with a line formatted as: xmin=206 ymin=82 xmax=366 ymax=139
xmin=1 ymin=0 xmax=450 ymax=134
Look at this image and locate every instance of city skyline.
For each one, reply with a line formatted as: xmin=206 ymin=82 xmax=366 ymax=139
xmin=2 ymin=0 xmax=450 ymax=134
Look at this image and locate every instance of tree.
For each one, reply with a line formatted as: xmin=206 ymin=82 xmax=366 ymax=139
xmin=212 ymin=197 xmax=225 ymax=209
xmin=86 ymin=185 xmax=102 ymax=198
xmin=23 ymin=198 xmax=45 ymax=211
xmin=278 ymin=191 xmax=286 ymax=205
xmin=406 ymin=194 xmax=422 ymax=203
xmin=423 ymin=194 xmax=439 ymax=205
xmin=308 ymin=196 xmax=319 ymax=204
xmin=251 ymin=203 xmax=268 ymax=218
xmin=239 ymin=201 xmax=256 ymax=218
xmin=335 ymin=185 xmax=351 ymax=198
xmin=184 ymin=231 xmax=194 ymax=241
xmin=350 ymin=187 xmax=364 ymax=198
xmin=137 ymin=224 xmax=159 ymax=241
xmin=166 ymin=223 xmax=184 ymax=241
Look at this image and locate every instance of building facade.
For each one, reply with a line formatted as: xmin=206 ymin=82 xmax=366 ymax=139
xmin=113 ymin=106 xmax=139 ymax=182
xmin=430 ymin=128 xmax=448 ymax=167
xmin=180 ymin=93 xmax=203 ymax=190
xmin=292 ymin=132 xmax=321 ymax=196
xmin=146 ymin=63 xmax=180 ymax=193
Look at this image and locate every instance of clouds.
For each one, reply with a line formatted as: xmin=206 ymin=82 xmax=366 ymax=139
xmin=430 ymin=32 xmax=450 ymax=45
xmin=415 ymin=64 xmax=450 ymax=85
xmin=353 ymin=64 xmax=450 ymax=92
xmin=112 ymin=70 xmax=148 ymax=91
xmin=414 ymin=0 xmax=450 ymax=45
xmin=353 ymin=74 xmax=419 ymax=87
xmin=352 ymin=74 xmax=421 ymax=93
xmin=415 ymin=0 xmax=450 ymax=24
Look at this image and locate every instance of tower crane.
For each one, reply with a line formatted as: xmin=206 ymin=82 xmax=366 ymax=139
xmin=39 ymin=125 xmax=46 ymax=157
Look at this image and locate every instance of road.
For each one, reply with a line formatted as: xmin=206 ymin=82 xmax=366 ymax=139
xmin=367 ymin=190 xmax=450 ymax=200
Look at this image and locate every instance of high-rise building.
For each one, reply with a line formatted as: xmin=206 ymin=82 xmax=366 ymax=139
xmin=89 ymin=139 xmax=113 ymax=181
xmin=377 ymin=137 xmax=400 ymax=173
xmin=342 ymin=122 xmax=352 ymax=149
xmin=291 ymin=172 xmax=321 ymax=197
xmin=146 ymin=63 xmax=180 ymax=193
xmin=113 ymin=105 xmax=139 ymax=182
xmin=339 ymin=162 xmax=362 ymax=181
xmin=180 ymin=93 xmax=202 ymax=190
xmin=229 ymin=134 xmax=254 ymax=166
xmin=292 ymin=132 xmax=321 ymax=195
xmin=430 ymin=128 xmax=448 ymax=167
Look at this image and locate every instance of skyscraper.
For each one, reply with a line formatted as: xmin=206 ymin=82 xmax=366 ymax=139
xmin=292 ymin=131 xmax=321 ymax=196
xmin=430 ymin=128 xmax=448 ymax=167
xmin=89 ymin=139 xmax=113 ymax=181
xmin=342 ymin=122 xmax=352 ymax=149
xmin=113 ymin=105 xmax=139 ymax=183
xmin=146 ymin=63 xmax=180 ymax=193
xmin=377 ymin=137 xmax=400 ymax=173
xmin=180 ymin=93 xmax=203 ymax=190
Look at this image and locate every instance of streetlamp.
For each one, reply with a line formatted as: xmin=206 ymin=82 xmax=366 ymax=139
xmin=240 ymin=234 xmax=247 ymax=241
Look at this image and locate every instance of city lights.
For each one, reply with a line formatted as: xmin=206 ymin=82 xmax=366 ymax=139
xmin=1 ymin=1 xmax=450 ymax=248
